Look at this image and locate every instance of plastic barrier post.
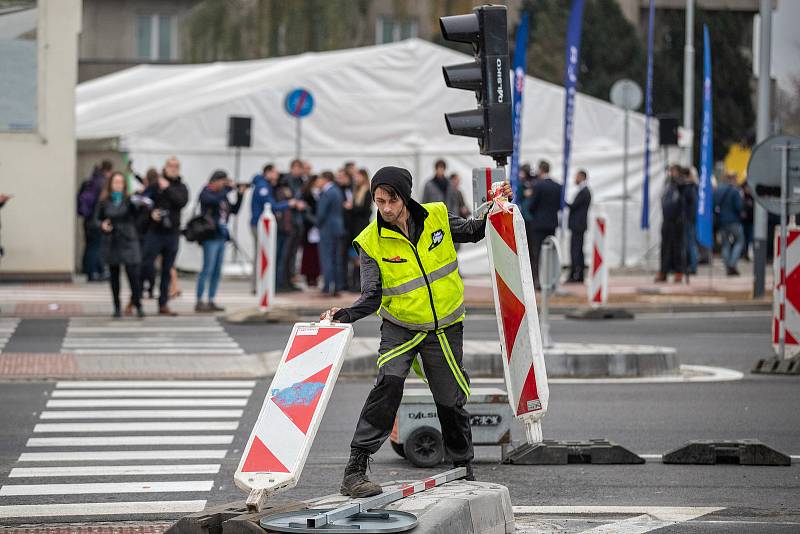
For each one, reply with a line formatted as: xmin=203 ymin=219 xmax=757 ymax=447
xmin=234 ymin=321 xmax=353 ymax=511
xmin=588 ymin=214 xmax=608 ymax=307
xmin=483 ymin=169 xmax=549 ymax=445
xmin=257 ymin=204 xmax=277 ymax=311
xmin=772 ymin=225 xmax=800 ymax=358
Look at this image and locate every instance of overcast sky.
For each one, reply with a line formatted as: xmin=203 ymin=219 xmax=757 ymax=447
xmin=772 ymin=0 xmax=800 ymax=91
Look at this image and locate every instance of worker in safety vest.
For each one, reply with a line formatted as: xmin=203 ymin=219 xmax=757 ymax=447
xmin=321 ymin=166 xmax=512 ymax=497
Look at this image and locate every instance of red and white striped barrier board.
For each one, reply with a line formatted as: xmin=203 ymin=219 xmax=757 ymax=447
xmin=235 ymin=322 xmax=353 ymax=510
xmin=484 ymin=178 xmax=549 ymax=444
xmin=772 ymin=226 xmax=800 ymax=357
xmin=588 ymin=214 xmax=608 ymax=307
xmin=257 ymin=204 xmax=277 ymax=311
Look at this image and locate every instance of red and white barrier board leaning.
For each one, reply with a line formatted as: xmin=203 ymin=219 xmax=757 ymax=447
xmin=772 ymin=226 xmax=800 ymax=357
xmin=484 ymin=180 xmax=549 ymax=444
xmin=588 ymin=214 xmax=608 ymax=307
xmin=257 ymin=204 xmax=277 ymax=311
xmin=235 ymin=322 xmax=353 ymax=510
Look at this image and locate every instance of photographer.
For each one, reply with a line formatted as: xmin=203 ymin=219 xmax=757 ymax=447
xmin=194 ymin=170 xmax=245 ymax=312
xmin=93 ymin=172 xmax=152 ymax=318
xmin=141 ymin=157 xmax=189 ymax=315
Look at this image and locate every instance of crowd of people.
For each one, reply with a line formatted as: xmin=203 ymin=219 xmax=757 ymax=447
xmin=656 ymin=164 xmax=755 ymax=281
xmin=77 ymin=155 xmax=603 ymax=316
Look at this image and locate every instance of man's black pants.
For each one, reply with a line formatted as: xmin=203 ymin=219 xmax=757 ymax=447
xmin=529 ymin=228 xmax=555 ymax=288
xmin=350 ymin=320 xmax=473 ymax=463
xmin=569 ymin=230 xmax=586 ymax=281
xmin=141 ymin=232 xmax=179 ymax=307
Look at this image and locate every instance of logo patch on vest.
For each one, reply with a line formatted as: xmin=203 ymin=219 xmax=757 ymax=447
xmin=428 ymin=229 xmax=445 ymax=251
xmin=382 ymin=256 xmax=407 ymax=263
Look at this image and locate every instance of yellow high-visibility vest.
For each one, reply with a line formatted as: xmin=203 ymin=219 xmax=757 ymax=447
xmin=354 ymin=202 xmax=465 ymax=331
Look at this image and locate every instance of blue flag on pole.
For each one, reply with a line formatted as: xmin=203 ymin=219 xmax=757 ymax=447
xmin=641 ymin=0 xmax=655 ymax=229
xmin=560 ymin=0 xmax=585 ymax=219
xmin=510 ymin=12 xmax=530 ymax=196
xmin=697 ymin=25 xmax=714 ymax=248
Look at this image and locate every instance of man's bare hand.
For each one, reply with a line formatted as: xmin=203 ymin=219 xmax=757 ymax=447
xmin=319 ymin=307 xmax=341 ymax=322
xmin=498 ymin=181 xmax=513 ymax=200
xmin=100 ymin=219 xmax=113 ymax=233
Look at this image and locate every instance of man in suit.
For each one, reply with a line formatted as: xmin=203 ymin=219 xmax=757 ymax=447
xmin=527 ymin=161 xmax=562 ymax=288
xmin=567 ymin=170 xmax=591 ymax=283
xmin=316 ymin=171 xmax=346 ymax=296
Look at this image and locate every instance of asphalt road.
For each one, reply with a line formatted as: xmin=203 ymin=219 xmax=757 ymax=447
xmin=0 ymin=311 xmax=798 ymax=532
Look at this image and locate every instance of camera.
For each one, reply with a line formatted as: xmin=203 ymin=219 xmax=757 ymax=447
xmin=156 ymin=209 xmax=172 ymax=230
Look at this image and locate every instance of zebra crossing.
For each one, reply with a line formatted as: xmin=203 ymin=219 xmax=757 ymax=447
xmin=0 ymin=318 xmax=20 ymax=352
xmin=0 ymin=379 xmax=256 ymax=520
xmin=61 ymin=317 xmax=244 ymax=355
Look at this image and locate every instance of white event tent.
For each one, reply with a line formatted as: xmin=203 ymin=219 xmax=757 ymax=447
xmin=76 ymin=38 xmax=666 ymax=274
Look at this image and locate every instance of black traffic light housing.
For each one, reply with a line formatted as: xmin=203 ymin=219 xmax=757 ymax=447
xmin=441 ymin=5 xmax=512 ymax=166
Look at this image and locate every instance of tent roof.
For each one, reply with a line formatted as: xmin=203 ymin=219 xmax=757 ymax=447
xmin=76 ymin=38 xmax=646 ymax=151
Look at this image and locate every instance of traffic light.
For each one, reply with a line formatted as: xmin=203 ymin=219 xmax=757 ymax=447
xmin=440 ymin=5 xmax=512 ymax=166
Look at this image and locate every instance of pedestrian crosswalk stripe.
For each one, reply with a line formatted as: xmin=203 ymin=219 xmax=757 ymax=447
xmin=18 ymin=450 xmax=229 ymax=462
xmin=39 ymin=409 xmax=244 ymax=419
xmin=34 ymin=421 xmax=240 ymax=432
xmin=0 ymin=481 xmax=215 ymax=496
xmin=9 ymin=465 xmax=221 ymax=478
xmin=61 ymin=317 xmax=244 ymax=355
xmin=0 ymin=318 xmax=20 ymax=353
xmin=0 ymin=379 xmax=256 ymax=521
xmin=51 ymin=389 xmax=252 ymax=398
xmin=47 ymin=398 xmax=248 ymax=407
xmin=55 ymin=380 xmax=257 ymax=388
xmin=0 ymin=501 xmax=208 ymax=518
xmin=26 ymin=435 xmax=235 ymax=447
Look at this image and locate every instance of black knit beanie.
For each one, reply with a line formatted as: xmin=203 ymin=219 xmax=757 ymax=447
xmin=371 ymin=166 xmax=413 ymax=204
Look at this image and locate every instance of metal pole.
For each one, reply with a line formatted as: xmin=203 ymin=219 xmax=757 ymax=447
xmin=621 ymin=109 xmax=629 ymax=267
xmin=541 ymin=241 xmax=551 ymax=349
xmin=295 ymin=117 xmax=302 ymax=160
xmin=753 ymin=0 xmax=773 ymax=298
xmin=682 ymin=0 xmax=695 ymax=163
xmin=779 ymin=143 xmax=789 ymax=360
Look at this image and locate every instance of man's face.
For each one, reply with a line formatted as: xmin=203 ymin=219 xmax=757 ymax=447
xmin=164 ymin=158 xmax=180 ymax=179
xmin=435 ymin=165 xmax=446 ymax=177
xmin=374 ymin=188 xmax=405 ymax=226
xmin=290 ymin=162 xmax=303 ymax=176
xmin=267 ymin=169 xmax=279 ymax=184
xmin=575 ymin=173 xmax=585 ymax=185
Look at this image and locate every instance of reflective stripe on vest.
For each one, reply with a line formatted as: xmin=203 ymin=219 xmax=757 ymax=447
xmin=354 ymin=202 xmax=464 ymax=331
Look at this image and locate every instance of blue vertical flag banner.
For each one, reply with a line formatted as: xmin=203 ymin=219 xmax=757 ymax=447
xmin=560 ymin=0 xmax=586 ymax=217
xmin=697 ymin=25 xmax=714 ymax=248
xmin=510 ymin=12 xmax=530 ymax=195
xmin=641 ymin=0 xmax=655 ymax=229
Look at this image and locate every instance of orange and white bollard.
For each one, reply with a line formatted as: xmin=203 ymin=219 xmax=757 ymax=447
xmin=587 ymin=214 xmax=608 ymax=307
xmin=772 ymin=225 xmax=800 ymax=358
xmin=256 ymin=204 xmax=277 ymax=311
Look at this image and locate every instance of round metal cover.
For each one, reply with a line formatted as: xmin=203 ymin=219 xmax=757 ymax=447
xmin=610 ymin=79 xmax=642 ymax=111
xmin=259 ymin=508 xmax=418 ymax=533
xmin=539 ymin=235 xmax=562 ymax=291
xmin=747 ymin=135 xmax=800 ymax=216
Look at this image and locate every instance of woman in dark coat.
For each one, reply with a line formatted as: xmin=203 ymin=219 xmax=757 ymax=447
xmin=93 ymin=171 xmax=151 ymax=317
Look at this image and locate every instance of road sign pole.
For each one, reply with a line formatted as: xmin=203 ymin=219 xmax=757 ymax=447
xmin=622 ymin=109 xmax=629 ymax=267
xmin=779 ymin=142 xmax=790 ymax=360
xmin=295 ymin=117 xmax=302 ymax=160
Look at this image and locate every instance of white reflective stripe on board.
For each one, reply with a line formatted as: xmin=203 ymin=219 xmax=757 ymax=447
xmin=55 ymin=381 xmax=256 ymax=388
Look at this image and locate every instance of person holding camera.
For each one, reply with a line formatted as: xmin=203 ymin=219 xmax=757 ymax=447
xmin=195 ymin=170 xmax=246 ymax=312
xmin=93 ymin=172 xmax=152 ymax=318
xmin=141 ymin=157 xmax=189 ymax=315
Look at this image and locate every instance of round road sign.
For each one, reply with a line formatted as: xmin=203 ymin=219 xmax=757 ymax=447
xmin=284 ymin=88 xmax=314 ymax=118
xmin=610 ymin=79 xmax=643 ymax=111
xmin=747 ymin=135 xmax=800 ymax=216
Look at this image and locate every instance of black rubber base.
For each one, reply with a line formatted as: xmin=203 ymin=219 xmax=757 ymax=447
xmin=752 ymin=355 xmax=800 ymax=375
xmin=662 ymin=440 xmax=791 ymax=466
xmin=565 ymin=308 xmax=635 ymax=320
xmin=502 ymin=439 xmax=645 ymax=465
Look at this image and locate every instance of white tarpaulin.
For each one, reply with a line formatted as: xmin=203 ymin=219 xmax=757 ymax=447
xmin=76 ymin=38 xmax=666 ymax=273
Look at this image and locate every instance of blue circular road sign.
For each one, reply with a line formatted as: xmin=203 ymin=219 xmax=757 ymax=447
xmin=284 ymin=88 xmax=314 ymax=118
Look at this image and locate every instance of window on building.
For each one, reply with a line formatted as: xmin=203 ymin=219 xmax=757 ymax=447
xmin=0 ymin=1 xmax=38 ymax=131
xmin=136 ymin=14 xmax=177 ymax=61
xmin=376 ymin=16 xmax=418 ymax=44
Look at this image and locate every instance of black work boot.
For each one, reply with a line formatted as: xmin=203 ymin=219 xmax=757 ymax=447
xmin=454 ymin=461 xmax=475 ymax=481
xmin=340 ymin=448 xmax=382 ymax=497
